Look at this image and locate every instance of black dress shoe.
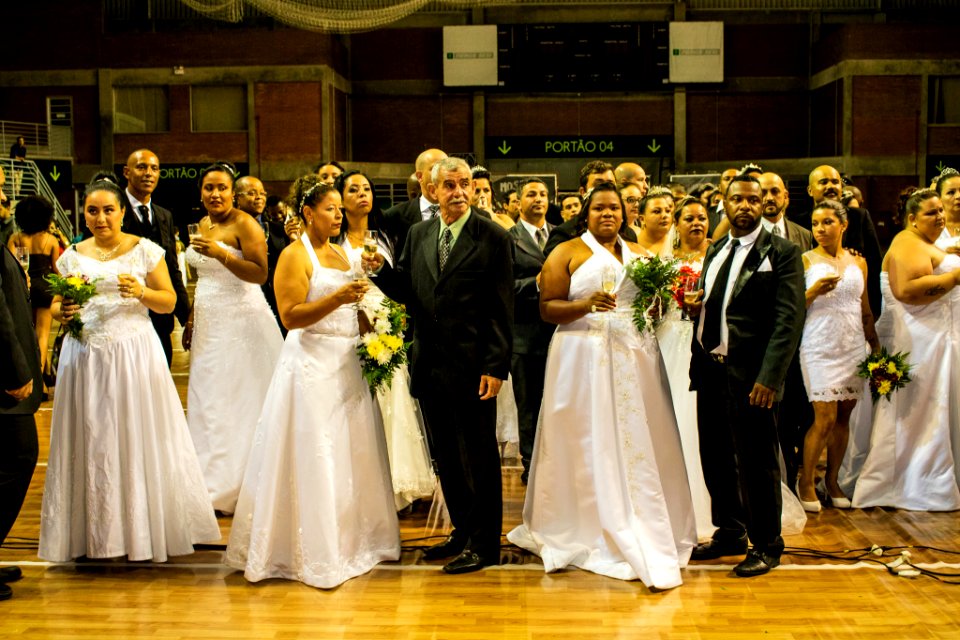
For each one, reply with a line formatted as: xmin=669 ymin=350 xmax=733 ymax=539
xmin=690 ymin=538 xmax=748 ymax=561
xmin=734 ymin=549 xmax=780 ymax=577
xmin=0 ymin=583 xmax=10 ymax=600
xmin=442 ymin=551 xmax=498 ymax=575
xmin=422 ymin=536 xmax=467 ymax=560
xmin=0 ymin=566 xmax=22 ymax=582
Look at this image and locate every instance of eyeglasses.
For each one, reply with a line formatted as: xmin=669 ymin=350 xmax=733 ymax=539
xmin=241 ymin=190 xmax=267 ymax=198
xmin=624 ymin=197 xmax=641 ymax=205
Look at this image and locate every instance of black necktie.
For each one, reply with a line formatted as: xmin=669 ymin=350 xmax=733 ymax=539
xmin=138 ymin=205 xmax=151 ymax=227
xmin=701 ymin=239 xmax=740 ymax=353
xmin=439 ymin=228 xmax=453 ymax=271
xmin=427 ymin=204 xmax=440 ymax=219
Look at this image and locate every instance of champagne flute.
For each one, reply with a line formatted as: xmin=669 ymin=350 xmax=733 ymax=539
xmin=601 ymin=264 xmax=617 ymax=295
xmin=285 ymin=209 xmax=300 ymax=241
xmin=682 ymin=277 xmax=699 ymax=321
xmin=14 ymin=246 xmax=29 ymax=272
xmin=362 ymin=230 xmax=379 ymax=275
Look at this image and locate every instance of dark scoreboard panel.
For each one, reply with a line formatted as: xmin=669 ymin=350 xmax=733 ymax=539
xmin=496 ymin=23 xmax=669 ymax=92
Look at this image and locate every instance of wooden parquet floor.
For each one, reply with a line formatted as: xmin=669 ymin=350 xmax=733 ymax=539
xmin=2 ymin=322 xmax=960 ymax=638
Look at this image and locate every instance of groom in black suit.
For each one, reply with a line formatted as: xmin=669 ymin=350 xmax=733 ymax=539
xmin=367 ymin=157 xmax=514 ymax=575
xmin=509 ymin=178 xmax=555 ymax=483
xmin=688 ymin=175 xmax=805 ymax=577
xmin=121 ymin=149 xmax=190 ymax=365
xmin=0 ymin=166 xmax=42 ymax=600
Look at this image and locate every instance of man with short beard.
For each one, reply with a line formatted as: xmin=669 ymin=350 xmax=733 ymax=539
xmin=758 ymin=172 xmax=812 ymax=490
xmin=688 ymin=175 xmax=805 ymax=577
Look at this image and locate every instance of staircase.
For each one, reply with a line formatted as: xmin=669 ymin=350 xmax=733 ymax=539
xmin=1 ymin=158 xmax=74 ymax=238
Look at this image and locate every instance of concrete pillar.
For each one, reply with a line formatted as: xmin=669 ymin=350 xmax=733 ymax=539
xmin=97 ymin=68 xmax=114 ymax=166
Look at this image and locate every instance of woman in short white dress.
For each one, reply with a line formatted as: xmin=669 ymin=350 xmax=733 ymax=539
xmin=797 ymin=200 xmax=879 ymax=512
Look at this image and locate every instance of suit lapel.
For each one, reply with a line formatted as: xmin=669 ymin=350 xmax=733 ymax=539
xmin=439 ymin=214 xmax=478 ymax=279
xmin=406 ymin=200 xmax=422 ymax=226
xmin=513 ymin=224 xmax=544 ymax=261
xmin=732 ymin=229 xmax=772 ymax=299
xmin=420 ymin=217 xmax=440 ymax=283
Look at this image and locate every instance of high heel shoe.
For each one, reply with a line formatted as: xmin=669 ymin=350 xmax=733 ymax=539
xmin=796 ymin=479 xmax=822 ymax=513
xmin=829 ymin=495 xmax=852 ymax=509
xmin=817 ymin=479 xmax=851 ymax=508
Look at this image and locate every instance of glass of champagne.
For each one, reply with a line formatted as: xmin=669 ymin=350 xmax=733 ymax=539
xmin=601 ymin=264 xmax=617 ymax=295
xmin=14 ymin=246 xmax=29 ymax=272
xmin=682 ymin=277 xmax=699 ymax=321
xmin=362 ymin=230 xmax=379 ymax=275
xmin=187 ymin=223 xmax=201 ymax=243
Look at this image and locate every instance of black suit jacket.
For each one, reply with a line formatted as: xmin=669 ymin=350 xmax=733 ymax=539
xmin=543 ymin=217 xmax=638 ymax=257
xmin=509 ymin=223 xmax=555 ymax=356
xmin=0 ymin=246 xmax=42 ymax=414
xmin=375 ymin=212 xmax=514 ymax=399
xmin=790 ymin=205 xmax=881 ymax=318
xmin=783 ymin=219 xmax=813 ymax=252
xmin=382 ymin=198 xmax=422 ymax=263
xmin=690 ymin=229 xmax=805 ymax=397
xmin=122 ymin=199 xmax=190 ymax=327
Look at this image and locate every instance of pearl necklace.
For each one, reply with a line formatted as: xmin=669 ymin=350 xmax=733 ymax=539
xmin=95 ymin=242 xmax=123 ymax=261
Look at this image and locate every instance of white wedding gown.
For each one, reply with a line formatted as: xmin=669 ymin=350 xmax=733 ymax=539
xmin=342 ymin=239 xmax=436 ymax=510
xmin=852 ymin=257 xmax=960 ymax=511
xmin=185 ymin=243 xmax=283 ymax=513
xmin=655 ymin=257 xmax=715 ymax=540
xmin=508 ymin=232 xmax=696 ymax=589
xmin=226 ymin=235 xmax=400 ymax=588
xmin=39 ymin=240 xmax=220 ymax=562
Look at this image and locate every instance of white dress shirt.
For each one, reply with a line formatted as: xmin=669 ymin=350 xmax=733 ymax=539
xmin=419 ymin=195 xmax=438 ymax=221
xmin=761 ymin=216 xmax=786 ymax=238
xmin=126 ymin=188 xmax=152 ymax=225
xmin=696 ymin=224 xmax=763 ymax=356
xmin=519 ymin=218 xmax=546 ymax=248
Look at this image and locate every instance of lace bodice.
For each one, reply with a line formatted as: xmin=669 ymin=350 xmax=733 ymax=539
xmin=55 ymin=239 xmax=165 ymax=345
xmin=804 ymin=251 xmax=864 ymax=317
xmin=299 ymin=235 xmax=358 ymax=338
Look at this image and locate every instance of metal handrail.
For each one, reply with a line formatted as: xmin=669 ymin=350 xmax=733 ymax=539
xmin=0 ymin=120 xmax=73 ymax=159
xmin=0 ymin=158 xmax=74 ymax=237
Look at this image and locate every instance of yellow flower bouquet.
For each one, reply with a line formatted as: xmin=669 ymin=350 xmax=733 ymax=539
xmin=356 ymin=297 xmax=410 ymax=392
xmin=45 ymin=273 xmax=100 ymax=340
xmin=856 ymin=347 xmax=912 ymax=403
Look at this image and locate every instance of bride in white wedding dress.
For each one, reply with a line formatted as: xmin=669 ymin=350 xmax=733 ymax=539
xmin=226 ymin=178 xmax=399 ymax=588
xmin=508 ymin=183 xmax=696 ymax=589
xmin=40 ymin=180 xmax=219 ymax=562
xmin=335 ymin=170 xmax=436 ymax=510
xmin=184 ymin=164 xmax=283 ymax=515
